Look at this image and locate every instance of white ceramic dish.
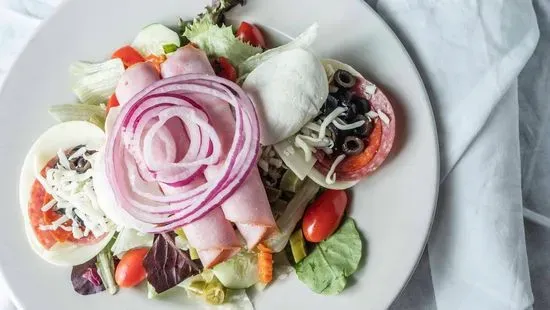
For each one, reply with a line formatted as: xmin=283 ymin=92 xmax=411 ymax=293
xmin=0 ymin=0 xmax=439 ymax=309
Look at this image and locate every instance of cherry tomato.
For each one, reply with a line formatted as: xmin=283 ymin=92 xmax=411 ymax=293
xmin=236 ymin=22 xmax=267 ymax=48
xmin=112 ymin=45 xmax=145 ymax=68
xmin=115 ymin=248 xmax=149 ymax=288
xmin=302 ymin=190 xmax=348 ymax=243
xmin=106 ymin=94 xmax=119 ymax=115
xmin=212 ymin=57 xmax=237 ymax=82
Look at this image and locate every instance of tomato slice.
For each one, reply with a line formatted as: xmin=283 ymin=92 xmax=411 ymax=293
xmin=115 ymin=248 xmax=149 ymax=288
xmin=302 ymin=190 xmax=348 ymax=243
xmin=28 ymin=155 xmax=102 ymax=249
xmin=212 ymin=57 xmax=237 ymax=82
xmin=106 ymin=94 xmax=120 ymax=115
xmin=112 ymin=45 xmax=145 ymax=68
xmin=337 ymin=118 xmax=383 ymax=172
xmin=236 ymin=22 xmax=267 ymax=49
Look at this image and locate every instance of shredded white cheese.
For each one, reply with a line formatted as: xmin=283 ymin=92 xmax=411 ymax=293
xmin=35 ymin=147 xmax=111 ymax=240
xmin=294 ymin=135 xmax=314 ymax=163
xmin=361 ymin=82 xmax=377 ymax=99
xmin=325 ymin=154 xmax=346 ymax=184
xmin=317 ymin=107 xmax=347 ymax=142
xmin=40 ymin=199 xmax=57 ymax=212
xmin=332 ymin=118 xmax=365 ymax=131
xmin=69 ymin=146 xmax=87 ymax=160
xmin=366 ymin=111 xmax=379 ymax=119
xmin=378 ymin=110 xmax=391 ymax=125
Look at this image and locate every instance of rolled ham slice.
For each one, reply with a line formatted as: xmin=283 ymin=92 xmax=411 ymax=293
xmin=163 ymin=45 xmax=276 ymax=250
xmin=115 ymin=62 xmax=160 ymax=105
xmin=207 ymin=167 xmax=276 ymax=250
xmin=159 ymin=45 xmax=243 ymax=267
xmin=161 ymin=45 xmax=216 ymax=78
xmin=161 ymin=177 xmax=241 ymax=268
xmin=113 ymin=54 xmax=241 ymax=268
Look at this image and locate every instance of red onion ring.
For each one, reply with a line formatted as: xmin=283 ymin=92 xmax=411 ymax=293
xmin=104 ymin=74 xmax=259 ymax=232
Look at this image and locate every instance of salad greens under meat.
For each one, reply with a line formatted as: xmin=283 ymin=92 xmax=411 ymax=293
xmin=18 ymin=0 xmax=396 ymax=308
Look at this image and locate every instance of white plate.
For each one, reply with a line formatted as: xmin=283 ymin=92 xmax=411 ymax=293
xmin=0 ymin=0 xmax=439 ymax=309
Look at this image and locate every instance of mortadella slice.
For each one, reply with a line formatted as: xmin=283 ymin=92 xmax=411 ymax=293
xmin=115 ymin=62 xmax=160 ymax=105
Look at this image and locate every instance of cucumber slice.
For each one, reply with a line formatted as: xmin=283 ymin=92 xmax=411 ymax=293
xmin=280 ymin=169 xmax=303 ymax=193
xmin=290 ymin=229 xmax=307 ymax=263
xmin=132 ymin=24 xmax=181 ymax=56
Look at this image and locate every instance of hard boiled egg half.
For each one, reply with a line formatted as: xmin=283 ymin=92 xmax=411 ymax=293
xmin=19 ymin=121 xmax=116 ymax=266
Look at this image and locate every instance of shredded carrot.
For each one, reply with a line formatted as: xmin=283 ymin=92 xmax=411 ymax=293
xmin=145 ymin=54 xmax=166 ymax=74
xmin=257 ymin=243 xmax=273 ymax=284
xmin=257 ymin=243 xmax=272 ymax=253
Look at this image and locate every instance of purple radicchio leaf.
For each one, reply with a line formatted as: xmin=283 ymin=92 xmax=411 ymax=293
xmin=143 ymin=233 xmax=201 ymax=294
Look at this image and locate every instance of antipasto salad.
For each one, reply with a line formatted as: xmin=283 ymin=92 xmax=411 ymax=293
xmin=18 ymin=0 xmax=395 ymax=307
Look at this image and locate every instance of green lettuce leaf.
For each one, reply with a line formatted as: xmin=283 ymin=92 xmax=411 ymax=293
xmin=48 ymin=104 xmax=106 ymax=127
xmin=110 ymin=227 xmax=154 ymax=258
xmin=212 ymin=251 xmax=259 ymax=289
xmin=70 ymin=58 xmax=124 ymax=105
xmin=183 ymin=18 xmax=261 ymax=66
xmin=295 ymin=218 xmax=362 ymax=295
xmin=195 ymin=0 xmax=246 ymax=26
xmin=238 ymin=23 xmax=319 ymax=79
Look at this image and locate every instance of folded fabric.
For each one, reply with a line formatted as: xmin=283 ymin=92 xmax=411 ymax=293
xmin=374 ymin=0 xmax=539 ymax=308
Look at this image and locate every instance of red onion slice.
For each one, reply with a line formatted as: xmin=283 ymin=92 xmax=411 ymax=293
xmin=104 ymin=74 xmax=259 ymax=232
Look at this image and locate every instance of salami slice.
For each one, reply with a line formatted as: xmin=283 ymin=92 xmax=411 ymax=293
xmin=314 ymin=59 xmax=396 ymax=181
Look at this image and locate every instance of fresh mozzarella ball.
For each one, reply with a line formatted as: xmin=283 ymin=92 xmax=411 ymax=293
xmin=243 ymin=48 xmax=328 ymax=145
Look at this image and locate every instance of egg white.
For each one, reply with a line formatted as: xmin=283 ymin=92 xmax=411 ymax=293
xmin=19 ymin=121 xmax=116 ymax=266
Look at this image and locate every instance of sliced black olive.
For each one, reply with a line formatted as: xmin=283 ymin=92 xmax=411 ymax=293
xmin=70 ymin=144 xmax=85 ymax=155
xmin=330 ymin=125 xmax=349 ymax=153
xmin=334 ymin=89 xmax=353 ymax=107
xmin=74 ymin=215 xmax=85 ymax=228
xmin=75 ymin=157 xmax=91 ymax=173
xmin=354 ymin=115 xmax=374 ymax=138
xmin=322 ymin=95 xmax=339 ymax=115
xmin=342 ymin=136 xmax=365 ymax=156
xmin=343 ymin=105 xmax=358 ymax=122
xmin=334 ymin=70 xmax=356 ymax=89
xmin=351 ymin=96 xmax=371 ymax=115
